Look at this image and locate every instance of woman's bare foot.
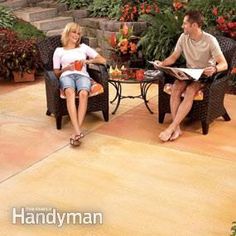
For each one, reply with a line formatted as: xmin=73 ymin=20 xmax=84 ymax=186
xmin=159 ymin=128 xmax=175 ymax=142
xmin=169 ymin=127 xmax=183 ymax=141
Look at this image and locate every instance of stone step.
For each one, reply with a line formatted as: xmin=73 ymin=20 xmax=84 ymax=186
xmin=46 ymin=28 xmax=63 ymax=37
xmin=32 ymin=16 xmax=73 ymax=32
xmin=0 ymin=0 xmax=27 ymax=9
xmin=37 ymin=0 xmax=67 ymax=13
xmin=36 ymin=0 xmax=56 ymax=8
xmin=13 ymin=7 xmax=57 ymax=22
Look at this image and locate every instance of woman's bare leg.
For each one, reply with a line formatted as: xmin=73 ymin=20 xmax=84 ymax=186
xmin=77 ymin=90 xmax=89 ymax=129
xmin=65 ymin=88 xmax=81 ymax=136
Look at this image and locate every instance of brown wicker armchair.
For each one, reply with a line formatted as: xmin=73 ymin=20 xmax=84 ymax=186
xmin=158 ymin=36 xmax=236 ymax=135
xmin=37 ymin=35 xmax=109 ymax=129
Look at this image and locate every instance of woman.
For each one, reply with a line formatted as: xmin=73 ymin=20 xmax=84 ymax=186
xmin=53 ymin=22 xmax=106 ymax=146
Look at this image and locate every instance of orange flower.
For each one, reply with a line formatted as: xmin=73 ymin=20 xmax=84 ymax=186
xmin=122 ymin=23 xmax=129 ymax=36
xmin=109 ymin=33 xmax=117 ymax=48
xmin=119 ymin=39 xmax=129 ymax=54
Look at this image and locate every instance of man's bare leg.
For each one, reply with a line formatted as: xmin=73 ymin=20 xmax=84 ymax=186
xmin=159 ymin=80 xmax=187 ymax=141
xmin=159 ymin=82 xmax=202 ymax=141
xmin=169 ymin=80 xmax=188 ymax=139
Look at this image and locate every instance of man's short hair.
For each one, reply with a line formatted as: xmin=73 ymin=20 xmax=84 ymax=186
xmin=185 ymin=10 xmax=204 ymax=28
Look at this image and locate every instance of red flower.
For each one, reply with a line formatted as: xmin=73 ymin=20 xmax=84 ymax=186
xmin=231 ymin=67 xmax=236 ymax=74
xmin=173 ymin=1 xmax=183 ymax=11
xmin=212 ymin=7 xmax=218 ymax=16
xmin=145 ymin=5 xmax=152 ymax=14
xmin=216 ymin=16 xmax=225 ymax=25
xmin=227 ymin=22 xmax=236 ymax=29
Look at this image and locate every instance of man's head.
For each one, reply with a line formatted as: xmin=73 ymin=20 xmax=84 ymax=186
xmin=182 ymin=10 xmax=204 ymax=35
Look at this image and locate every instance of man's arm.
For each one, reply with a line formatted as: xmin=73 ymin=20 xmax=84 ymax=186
xmin=203 ymin=54 xmax=228 ymax=77
xmin=154 ymin=50 xmax=181 ymax=67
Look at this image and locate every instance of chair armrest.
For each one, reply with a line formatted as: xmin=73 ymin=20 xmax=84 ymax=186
xmin=87 ymin=63 xmax=109 ymax=87
xmin=44 ymin=70 xmax=60 ymax=98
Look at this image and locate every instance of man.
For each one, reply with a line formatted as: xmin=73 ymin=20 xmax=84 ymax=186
xmin=155 ymin=10 xmax=228 ymax=142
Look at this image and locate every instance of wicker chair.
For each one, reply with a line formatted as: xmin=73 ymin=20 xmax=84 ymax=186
xmin=37 ymin=35 xmax=109 ymax=129
xmin=158 ymin=36 xmax=236 ymax=135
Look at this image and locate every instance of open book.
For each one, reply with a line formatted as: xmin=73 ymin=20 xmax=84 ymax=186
xmin=148 ymin=61 xmax=204 ymax=81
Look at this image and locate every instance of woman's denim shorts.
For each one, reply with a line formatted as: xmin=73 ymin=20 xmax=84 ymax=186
xmin=60 ymin=73 xmax=91 ymax=92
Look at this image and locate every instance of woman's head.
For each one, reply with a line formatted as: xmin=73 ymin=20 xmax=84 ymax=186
xmin=61 ymin=22 xmax=81 ymax=47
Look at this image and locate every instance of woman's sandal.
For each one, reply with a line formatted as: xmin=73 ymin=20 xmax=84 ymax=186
xmin=69 ymin=132 xmax=85 ymax=147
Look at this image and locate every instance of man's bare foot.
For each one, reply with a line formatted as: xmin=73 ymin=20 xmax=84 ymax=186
xmin=169 ymin=128 xmax=183 ymax=141
xmin=159 ymin=128 xmax=175 ymax=142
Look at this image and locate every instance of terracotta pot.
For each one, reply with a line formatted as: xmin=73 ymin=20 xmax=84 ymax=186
xmin=13 ymin=70 xmax=35 ymax=83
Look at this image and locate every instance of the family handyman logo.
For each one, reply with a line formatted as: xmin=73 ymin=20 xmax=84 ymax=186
xmin=12 ymin=207 xmax=103 ymax=227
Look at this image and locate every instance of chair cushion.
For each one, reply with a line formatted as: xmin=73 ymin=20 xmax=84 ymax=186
xmin=163 ymin=83 xmax=204 ymax=101
xmin=60 ymin=80 xmax=104 ymax=99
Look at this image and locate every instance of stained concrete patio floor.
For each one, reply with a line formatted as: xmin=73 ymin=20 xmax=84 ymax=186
xmin=0 ymin=78 xmax=236 ymax=236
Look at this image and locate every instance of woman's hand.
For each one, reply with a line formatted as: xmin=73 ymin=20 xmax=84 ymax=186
xmin=63 ymin=63 xmax=75 ymax=71
xmin=203 ymin=66 xmax=217 ymax=77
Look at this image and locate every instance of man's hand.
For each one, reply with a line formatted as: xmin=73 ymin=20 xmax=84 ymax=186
xmin=154 ymin=60 xmax=163 ymax=69
xmin=203 ymin=66 xmax=217 ymax=77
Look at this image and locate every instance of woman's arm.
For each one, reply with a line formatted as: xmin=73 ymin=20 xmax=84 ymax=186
xmin=85 ymin=54 xmax=106 ymax=65
xmin=54 ymin=64 xmax=73 ymax=78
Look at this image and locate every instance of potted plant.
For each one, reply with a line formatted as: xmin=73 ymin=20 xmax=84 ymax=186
xmin=0 ymin=27 xmax=41 ymax=82
xmin=108 ymin=23 xmax=144 ymax=68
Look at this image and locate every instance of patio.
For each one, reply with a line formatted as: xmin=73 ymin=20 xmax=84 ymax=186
xmin=0 ymin=77 xmax=236 ymax=236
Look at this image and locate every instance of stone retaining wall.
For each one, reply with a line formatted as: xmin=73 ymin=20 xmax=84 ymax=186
xmin=73 ymin=10 xmax=147 ymax=62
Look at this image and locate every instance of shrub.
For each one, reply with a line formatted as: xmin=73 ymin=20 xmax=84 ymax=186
xmin=187 ymin=0 xmax=236 ymax=39
xmin=88 ymin=0 xmax=122 ymax=18
xmin=0 ymin=6 xmax=15 ymax=28
xmin=139 ymin=7 xmax=184 ymax=61
xmin=12 ymin=18 xmax=45 ymax=40
xmin=231 ymin=221 xmax=236 ymax=236
xmin=57 ymin=0 xmax=90 ymax=10
xmin=0 ymin=27 xmax=42 ymax=80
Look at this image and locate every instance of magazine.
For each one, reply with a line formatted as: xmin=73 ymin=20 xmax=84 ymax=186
xmin=148 ymin=61 xmax=204 ymax=81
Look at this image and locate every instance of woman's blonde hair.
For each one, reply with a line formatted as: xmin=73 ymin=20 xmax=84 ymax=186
xmin=61 ymin=22 xmax=81 ymax=47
